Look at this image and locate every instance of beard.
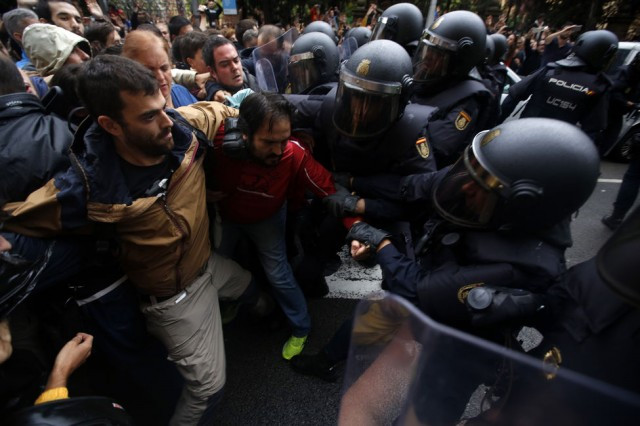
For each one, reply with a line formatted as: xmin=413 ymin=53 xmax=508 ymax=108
xmin=248 ymin=141 xmax=282 ymax=167
xmin=124 ymin=125 xmax=174 ymax=158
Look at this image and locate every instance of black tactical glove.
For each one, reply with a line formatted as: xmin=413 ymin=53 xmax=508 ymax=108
xmin=332 ymin=172 xmax=352 ymax=190
xmin=346 ymin=222 xmax=391 ymax=251
xmin=323 ymin=184 xmax=360 ymax=218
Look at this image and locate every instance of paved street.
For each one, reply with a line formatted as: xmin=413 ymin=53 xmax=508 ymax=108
xmin=217 ymin=160 xmax=633 ymax=425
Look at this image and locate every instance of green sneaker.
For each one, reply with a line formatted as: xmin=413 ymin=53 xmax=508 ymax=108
xmin=282 ymin=335 xmax=308 ymax=360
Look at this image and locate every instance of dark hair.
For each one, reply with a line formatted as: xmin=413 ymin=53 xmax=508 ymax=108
xmin=35 ymin=0 xmax=74 ymax=22
xmin=0 ymin=55 xmax=26 ymax=96
xmin=84 ymin=22 xmax=116 ymax=55
xmin=171 ymin=34 xmax=186 ymax=64
xmin=98 ymin=43 xmax=123 ymax=56
xmin=202 ymin=35 xmax=234 ymax=69
xmin=49 ymin=63 xmax=83 ymax=117
xmin=180 ymin=31 xmax=208 ymax=60
xmin=235 ymin=18 xmax=257 ymax=46
xmin=137 ymin=23 xmax=163 ymax=39
xmin=77 ymin=55 xmax=158 ymax=120
xmin=238 ymin=92 xmax=294 ymax=142
xmin=168 ymin=15 xmax=191 ymax=38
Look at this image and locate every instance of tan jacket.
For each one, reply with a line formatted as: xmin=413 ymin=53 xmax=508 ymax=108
xmin=3 ymin=102 xmax=238 ymax=296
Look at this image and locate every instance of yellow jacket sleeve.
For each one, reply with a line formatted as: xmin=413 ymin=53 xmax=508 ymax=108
xmin=176 ymin=101 xmax=239 ymax=140
xmin=35 ymin=387 xmax=69 ymax=404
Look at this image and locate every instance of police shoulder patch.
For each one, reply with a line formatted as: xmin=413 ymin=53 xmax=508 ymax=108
xmin=415 ymin=137 xmax=430 ymax=159
xmin=455 ymin=110 xmax=472 ymax=131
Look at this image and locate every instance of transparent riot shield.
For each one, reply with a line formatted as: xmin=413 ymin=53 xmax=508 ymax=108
xmin=339 ymin=294 xmax=640 ymax=425
xmin=252 ymin=28 xmax=298 ymax=93
xmin=338 ymin=37 xmax=359 ymax=62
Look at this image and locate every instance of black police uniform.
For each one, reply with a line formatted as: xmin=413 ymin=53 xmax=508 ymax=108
xmin=289 ymin=87 xmax=439 ymax=221
xmin=412 ymin=77 xmax=493 ymax=167
xmin=500 ymin=62 xmax=612 ymax=140
xmin=479 ymin=62 xmax=508 ymax=128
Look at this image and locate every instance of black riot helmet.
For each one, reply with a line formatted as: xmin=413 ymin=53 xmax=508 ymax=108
xmin=433 ymin=118 xmax=599 ymax=230
xmin=302 ymin=20 xmax=338 ymax=44
xmin=597 ymin=206 xmax=640 ymax=308
xmin=344 ymin=26 xmax=372 ymax=49
xmin=370 ymin=2 xmax=424 ymax=48
xmin=333 ymin=39 xmax=413 ymax=139
xmin=571 ymin=30 xmax=619 ymax=71
xmin=413 ymin=10 xmax=487 ymax=84
xmin=288 ymin=32 xmax=339 ymax=93
xmin=489 ymin=33 xmax=507 ymax=64
xmin=484 ymin=35 xmax=495 ymax=64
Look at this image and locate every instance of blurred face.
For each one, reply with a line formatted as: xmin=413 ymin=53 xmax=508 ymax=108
xmin=187 ymin=48 xmax=208 ymax=74
xmin=106 ymin=30 xmax=121 ymax=48
xmin=156 ymin=22 xmax=171 ymax=43
xmin=130 ymin=43 xmax=173 ymax=101
xmin=210 ymin=43 xmax=243 ymax=89
xmin=179 ymin=24 xmax=193 ymax=36
xmin=248 ymin=116 xmax=290 ymax=167
xmin=115 ymin=90 xmax=175 ymax=161
xmin=65 ymin=45 xmax=90 ymax=64
xmin=49 ymin=2 xmax=84 ymax=36
xmin=20 ymin=69 xmax=35 ymax=95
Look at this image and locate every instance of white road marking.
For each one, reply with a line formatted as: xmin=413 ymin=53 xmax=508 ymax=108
xmin=598 ymin=178 xmax=623 ymax=183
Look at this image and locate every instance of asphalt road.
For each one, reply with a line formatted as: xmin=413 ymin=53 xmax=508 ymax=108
xmin=216 ymin=160 xmax=633 ymax=425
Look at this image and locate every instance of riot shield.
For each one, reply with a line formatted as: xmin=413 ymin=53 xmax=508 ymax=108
xmin=252 ymin=28 xmax=298 ymax=93
xmin=339 ymin=294 xmax=640 ymax=425
xmin=339 ymin=37 xmax=359 ymax=62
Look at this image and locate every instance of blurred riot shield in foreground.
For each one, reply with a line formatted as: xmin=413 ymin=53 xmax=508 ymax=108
xmin=339 ymin=294 xmax=640 ymax=425
xmin=253 ymin=28 xmax=298 ymax=93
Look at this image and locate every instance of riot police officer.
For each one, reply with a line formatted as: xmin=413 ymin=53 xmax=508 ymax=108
xmin=291 ymin=118 xmax=600 ymax=379
xmin=285 ymin=40 xmax=437 ymax=296
xmin=370 ymin=2 xmax=424 ymax=55
xmin=500 ymin=30 xmax=617 ymax=140
xmin=343 ymin=26 xmax=371 ymax=49
xmin=411 ymin=10 xmax=494 ymax=167
xmin=479 ymin=33 xmax=509 ymax=127
xmin=287 ymin=32 xmax=340 ymax=94
xmin=302 ymin=20 xmax=338 ymax=44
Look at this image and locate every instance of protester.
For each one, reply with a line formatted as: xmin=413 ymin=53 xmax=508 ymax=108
xmin=202 ymin=36 xmax=258 ymax=102
xmin=35 ymin=0 xmax=84 ymax=36
xmin=2 ymin=8 xmax=39 ymax=70
xmin=122 ymin=29 xmax=197 ymax=108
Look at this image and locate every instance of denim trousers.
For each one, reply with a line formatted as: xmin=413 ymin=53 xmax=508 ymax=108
xmin=218 ymin=204 xmax=311 ymax=336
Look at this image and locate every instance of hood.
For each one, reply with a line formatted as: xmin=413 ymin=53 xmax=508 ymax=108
xmin=22 ymin=23 xmax=91 ymax=77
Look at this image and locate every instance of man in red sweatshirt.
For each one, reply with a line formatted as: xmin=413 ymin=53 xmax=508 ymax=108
xmin=211 ymin=91 xmax=345 ymax=360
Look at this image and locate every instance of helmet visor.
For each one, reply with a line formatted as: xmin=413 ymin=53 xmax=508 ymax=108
xmin=413 ymin=35 xmax=453 ymax=82
xmin=332 ymin=67 xmax=402 ymax=138
xmin=433 ymin=144 xmax=505 ymax=228
xmin=371 ymin=16 xmax=397 ymax=42
xmin=288 ymin=52 xmax=319 ymax=94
